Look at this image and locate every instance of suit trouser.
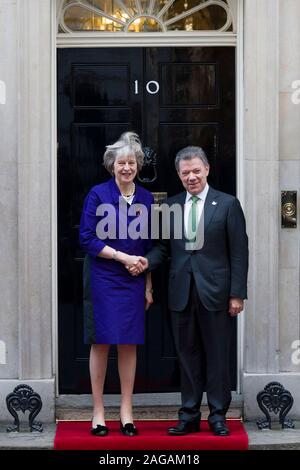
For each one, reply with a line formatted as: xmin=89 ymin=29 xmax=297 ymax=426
xmin=170 ymin=277 xmax=233 ymax=425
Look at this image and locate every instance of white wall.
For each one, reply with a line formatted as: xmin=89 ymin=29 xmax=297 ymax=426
xmin=0 ymin=0 xmax=55 ymax=422
xmin=0 ymin=0 xmax=19 ymax=378
xmin=243 ymin=0 xmax=300 ymax=419
xmin=278 ymin=0 xmax=300 ymax=373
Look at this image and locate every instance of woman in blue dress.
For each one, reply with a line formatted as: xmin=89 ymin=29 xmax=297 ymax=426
xmin=79 ymin=132 xmax=153 ymax=437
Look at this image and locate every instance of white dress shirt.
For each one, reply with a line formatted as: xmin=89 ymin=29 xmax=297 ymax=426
xmin=184 ymin=184 xmax=209 ymax=238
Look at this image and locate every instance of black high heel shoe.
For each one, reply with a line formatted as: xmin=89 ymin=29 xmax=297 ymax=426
xmin=120 ymin=421 xmax=138 ymax=436
xmin=91 ymin=420 xmax=109 ymax=436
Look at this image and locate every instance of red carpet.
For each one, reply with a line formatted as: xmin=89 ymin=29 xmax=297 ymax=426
xmin=54 ymin=420 xmax=248 ymax=450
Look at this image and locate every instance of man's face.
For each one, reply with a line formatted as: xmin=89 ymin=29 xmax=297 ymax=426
xmin=178 ymin=157 xmax=210 ymax=195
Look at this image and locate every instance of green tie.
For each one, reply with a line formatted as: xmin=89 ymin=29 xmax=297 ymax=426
xmin=187 ymin=195 xmax=199 ymax=241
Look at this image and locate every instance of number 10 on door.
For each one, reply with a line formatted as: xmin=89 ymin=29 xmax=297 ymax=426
xmin=134 ymin=80 xmax=160 ymax=95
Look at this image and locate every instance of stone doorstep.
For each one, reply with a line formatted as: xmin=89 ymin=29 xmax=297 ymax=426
xmin=56 ymin=405 xmax=242 ymax=421
xmin=1 ymin=421 xmax=300 ymax=450
xmin=0 ymin=423 xmax=56 ymax=450
xmin=2 ymin=395 xmax=299 ymax=450
xmin=56 ymin=392 xmax=244 ymax=419
xmin=246 ymin=421 xmax=300 ymax=450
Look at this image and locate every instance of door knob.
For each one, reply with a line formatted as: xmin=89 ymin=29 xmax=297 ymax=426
xmin=138 ymin=147 xmax=157 ymax=183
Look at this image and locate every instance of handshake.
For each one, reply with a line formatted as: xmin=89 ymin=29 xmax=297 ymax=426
xmin=125 ymin=255 xmax=149 ymax=276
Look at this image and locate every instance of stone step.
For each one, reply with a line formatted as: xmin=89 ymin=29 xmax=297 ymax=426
xmin=56 ymin=405 xmax=242 ymax=421
xmin=56 ymin=392 xmax=243 ymax=421
xmin=1 ymin=421 xmax=300 ymax=450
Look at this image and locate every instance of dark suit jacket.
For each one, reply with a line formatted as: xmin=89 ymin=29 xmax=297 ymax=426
xmin=146 ymin=186 xmax=249 ymax=312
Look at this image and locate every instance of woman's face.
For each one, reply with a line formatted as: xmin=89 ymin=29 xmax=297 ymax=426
xmin=113 ymin=154 xmax=137 ymax=186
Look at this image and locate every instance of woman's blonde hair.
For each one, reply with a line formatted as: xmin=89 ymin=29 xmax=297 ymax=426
xmin=103 ymin=131 xmax=144 ymax=175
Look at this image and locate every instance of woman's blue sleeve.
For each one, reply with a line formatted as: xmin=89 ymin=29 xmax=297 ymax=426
xmin=79 ymin=190 xmax=106 ymax=258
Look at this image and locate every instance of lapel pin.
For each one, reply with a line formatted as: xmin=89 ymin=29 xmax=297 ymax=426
xmin=212 ymin=201 xmax=217 ymax=206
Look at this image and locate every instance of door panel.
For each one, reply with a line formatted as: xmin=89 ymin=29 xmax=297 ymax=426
xmin=160 ymin=63 xmax=218 ymax=106
xmin=72 ymin=64 xmax=130 ymax=107
xmin=57 ymin=47 xmax=236 ymax=394
xmin=144 ymin=47 xmax=235 ymax=195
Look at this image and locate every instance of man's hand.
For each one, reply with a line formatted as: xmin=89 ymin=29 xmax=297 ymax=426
xmin=120 ymin=254 xmax=143 ymax=268
xmin=145 ymin=289 xmax=153 ymax=310
xmin=228 ymin=298 xmax=244 ymax=317
xmin=127 ymin=257 xmax=148 ymax=276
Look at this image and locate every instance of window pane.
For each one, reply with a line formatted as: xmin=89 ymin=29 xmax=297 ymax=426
xmin=164 ymin=1 xmax=228 ymax=30
xmin=128 ymin=18 xmax=162 ymax=32
xmin=61 ymin=0 xmax=231 ymax=32
xmin=90 ymin=0 xmax=138 ymax=17
xmin=64 ymin=5 xmax=123 ymax=31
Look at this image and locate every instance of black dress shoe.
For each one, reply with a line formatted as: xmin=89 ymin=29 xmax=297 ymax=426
xmin=209 ymin=421 xmax=229 ymax=436
xmin=168 ymin=421 xmax=200 ymax=436
xmin=120 ymin=422 xmax=138 ymax=436
xmin=90 ymin=424 xmax=109 ymax=436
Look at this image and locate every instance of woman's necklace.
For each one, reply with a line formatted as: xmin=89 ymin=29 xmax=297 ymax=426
xmin=121 ymin=182 xmax=135 ymax=198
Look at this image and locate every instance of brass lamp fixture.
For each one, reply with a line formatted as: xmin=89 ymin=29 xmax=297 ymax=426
xmin=281 ymin=191 xmax=297 ymax=228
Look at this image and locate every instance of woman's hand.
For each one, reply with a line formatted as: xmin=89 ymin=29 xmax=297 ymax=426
xmin=128 ymin=257 xmax=148 ymax=276
xmin=113 ymin=251 xmax=147 ymax=275
xmin=145 ymin=289 xmax=153 ymax=310
xmin=117 ymin=253 xmax=141 ymax=268
xmin=124 ymin=255 xmax=141 ymax=267
xmin=122 ymin=254 xmax=147 ymax=275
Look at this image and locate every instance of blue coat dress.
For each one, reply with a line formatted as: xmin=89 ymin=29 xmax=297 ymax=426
xmin=79 ymin=177 xmax=153 ymax=344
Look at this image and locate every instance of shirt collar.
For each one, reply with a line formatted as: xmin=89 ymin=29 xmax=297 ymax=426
xmin=186 ymin=183 xmax=209 ymax=203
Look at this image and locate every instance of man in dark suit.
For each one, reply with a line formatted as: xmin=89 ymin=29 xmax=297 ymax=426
xmin=129 ymin=146 xmax=248 ymax=436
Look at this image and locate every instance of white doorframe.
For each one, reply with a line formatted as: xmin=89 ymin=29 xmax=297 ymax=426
xmin=235 ymin=0 xmax=244 ymax=395
xmin=51 ymin=0 xmax=59 ymax=394
xmin=57 ymin=31 xmax=237 ymax=48
xmin=52 ymin=0 xmax=245 ymax=397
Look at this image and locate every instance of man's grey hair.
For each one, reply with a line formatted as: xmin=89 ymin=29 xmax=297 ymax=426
xmin=175 ymin=146 xmax=209 ymax=172
xmin=103 ymin=131 xmax=144 ymax=175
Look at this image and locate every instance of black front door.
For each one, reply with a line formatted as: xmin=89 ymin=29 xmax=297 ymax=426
xmin=57 ymin=47 xmax=236 ymax=394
